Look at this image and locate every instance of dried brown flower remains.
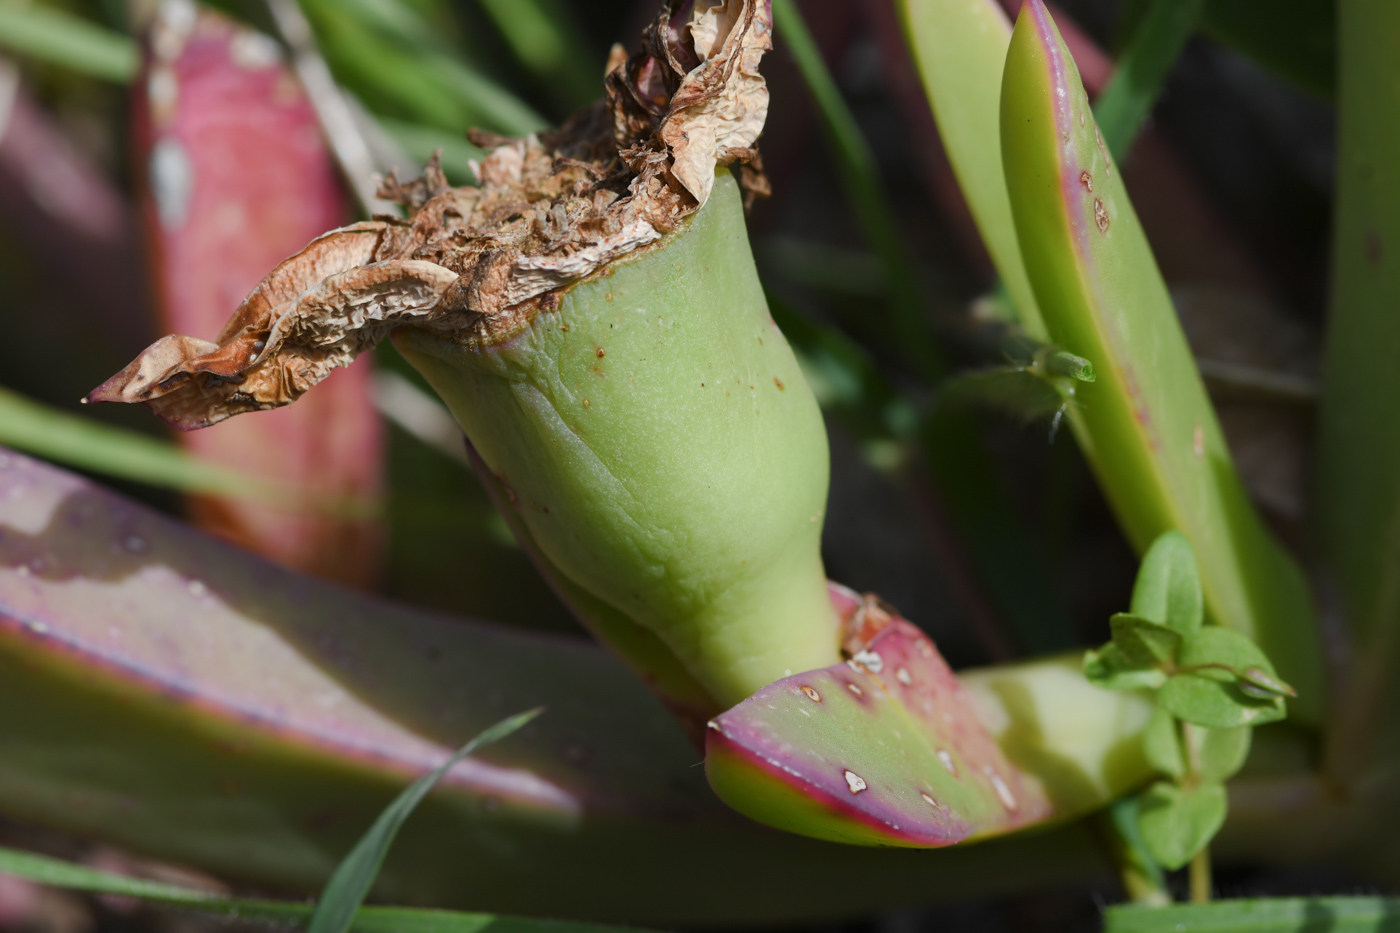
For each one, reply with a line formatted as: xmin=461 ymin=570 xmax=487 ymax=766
xmin=88 ymin=0 xmax=773 ymax=430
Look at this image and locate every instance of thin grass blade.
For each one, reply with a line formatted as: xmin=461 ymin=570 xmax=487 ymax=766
xmin=0 ymin=388 xmax=282 ymax=503
xmin=770 ymin=0 xmax=939 ymax=378
xmin=474 ymin=0 xmax=599 ymax=111
xmin=1094 ymin=0 xmax=1207 ymax=161
xmin=309 ymin=708 xmax=544 ymax=933
xmin=0 ymin=843 xmax=637 ymax=933
xmin=0 ymin=2 xmax=136 ymax=82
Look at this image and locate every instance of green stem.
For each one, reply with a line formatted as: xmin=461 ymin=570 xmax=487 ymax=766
xmin=1189 ymin=846 xmax=1212 ymax=903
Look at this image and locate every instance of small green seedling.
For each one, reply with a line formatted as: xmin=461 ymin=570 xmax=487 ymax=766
xmin=1085 ymin=531 xmax=1294 ymax=872
xmin=939 ymin=334 xmax=1096 ymax=433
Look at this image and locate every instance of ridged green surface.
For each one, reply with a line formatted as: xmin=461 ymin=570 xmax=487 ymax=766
xmin=999 ymin=1 xmax=1322 ymax=718
xmin=398 ymin=173 xmax=841 ymax=709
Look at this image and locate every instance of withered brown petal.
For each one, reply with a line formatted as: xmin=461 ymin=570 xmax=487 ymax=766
xmin=90 ymin=255 xmax=457 ymax=430
xmin=86 ymin=334 xmax=220 ymax=404
xmin=660 ymin=0 xmax=771 ymax=206
xmin=214 ymin=222 xmax=387 ymax=345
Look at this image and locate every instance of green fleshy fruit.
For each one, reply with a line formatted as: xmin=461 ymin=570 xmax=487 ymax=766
xmin=395 ymin=172 xmax=841 ymax=709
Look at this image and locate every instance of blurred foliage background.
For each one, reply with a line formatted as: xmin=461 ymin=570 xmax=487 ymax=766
xmin=0 ymin=0 xmax=1339 ymax=928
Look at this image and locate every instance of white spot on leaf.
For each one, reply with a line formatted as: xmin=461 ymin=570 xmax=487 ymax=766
xmin=985 ymin=766 xmax=1017 ymax=811
xmin=851 ymin=650 xmax=884 ymax=673
xmin=844 ymin=770 xmax=867 ymax=794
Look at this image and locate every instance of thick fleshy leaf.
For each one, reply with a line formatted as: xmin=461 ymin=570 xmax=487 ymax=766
xmin=1136 ymin=779 xmax=1226 ymax=870
xmin=0 ymin=450 xmax=1118 ymax=924
xmin=706 ymin=611 xmax=1052 ymax=847
xmin=999 ymin=0 xmax=1322 ymax=718
xmin=129 ymin=5 xmax=383 ymax=586
xmin=1092 ymin=0 xmax=1206 ymax=160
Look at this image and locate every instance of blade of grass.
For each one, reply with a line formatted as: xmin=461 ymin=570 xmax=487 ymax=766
xmin=1104 ymin=897 xmax=1400 ymax=932
xmin=268 ymin=0 xmax=402 ymax=216
xmin=0 ymin=388 xmax=272 ymax=502
xmin=423 ymin=52 xmax=549 ymax=134
xmin=770 ymin=0 xmax=941 ymax=380
xmin=1093 ymin=0 xmax=1207 ymax=161
xmin=0 ymin=1 xmax=136 ymax=82
xmin=473 ymin=0 xmax=599 ymax=111
xmin=0 ymin=841 xmax=637 ymax=932
xmin=300 ymin=0 xmax=548 ymax=136
xmin=308 ymin=708 xmax=544 ymax=933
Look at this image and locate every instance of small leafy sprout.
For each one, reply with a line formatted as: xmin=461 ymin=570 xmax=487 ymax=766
xmin=938 ymin=333 xmax=1096 ymax=435
xmin=1238 ymin=666 xmax=1299 ymax=700
xmin=1084 ymin=531 xmax=1295 ymax=878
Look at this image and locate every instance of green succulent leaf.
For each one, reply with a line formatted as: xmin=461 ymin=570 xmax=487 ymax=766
xmin=1129 ymin=531 xmax=1204 ymax=637
xmin=999 ymin=1 xmax=1323 ymax=718
xmin=1136 ymin=779 xmax=1227 ymax=871
xmin=1187 ymin=723 xmax=1252 ymax=784
xmin=1160 ymin=628 xmax=1287 ymax=728
xmin=1142 ymin=706 xmax=1184 ymax=779
xmin=1085 ymin=644 xmax=1167 ymax=692
xmin=1111 ymin=613 xmax=1183 ymax=666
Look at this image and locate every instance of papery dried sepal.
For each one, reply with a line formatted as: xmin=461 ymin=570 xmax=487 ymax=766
xmin=89 ymin=0 xmax=774 ymax=431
